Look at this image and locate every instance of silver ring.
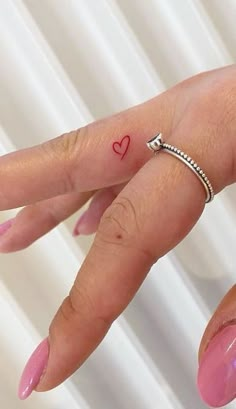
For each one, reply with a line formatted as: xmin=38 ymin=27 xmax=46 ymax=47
xmin=146 ymin=133 xmax=214 ymax=203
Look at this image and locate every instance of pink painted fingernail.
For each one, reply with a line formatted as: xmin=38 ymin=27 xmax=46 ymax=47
xmin=73 ymin=210 xmax=90 ymax=236
xmin=0 ymin=218 xmax=13 ymax=235
xmin=197 ymin=324 xmax=236 ymax=407
xmin=18 ymin=338 xmax=49 ymax=400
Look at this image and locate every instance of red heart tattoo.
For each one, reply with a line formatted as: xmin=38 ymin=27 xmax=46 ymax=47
xmin=112 ymin=135 xmax=130 ymax=160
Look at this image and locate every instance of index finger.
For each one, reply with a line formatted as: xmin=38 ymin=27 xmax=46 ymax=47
xmin=0 ymin=91 xmax=174 ymax=210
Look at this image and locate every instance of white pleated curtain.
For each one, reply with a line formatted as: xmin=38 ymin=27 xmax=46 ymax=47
xmin=0 ymin=1 xmax=236 ymax=408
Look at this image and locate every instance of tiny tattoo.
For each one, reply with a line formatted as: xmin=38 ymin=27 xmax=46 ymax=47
xmin=112 ymin=135 xmax=130 ymax=160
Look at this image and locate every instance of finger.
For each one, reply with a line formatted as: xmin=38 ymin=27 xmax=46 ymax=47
xmin=0 ymin=190 xmax=94 ymax=252
xmin=18 ymin=114 xmax=233 ymax=399
xmin=0 ymin=182 xmax=126 ymax=252
xmin=197 ymin=285 xmax=236 ymax=407
xmin=0 ymin=90 xmax=174 ymax=210
xmin=73 ymin=183 xmax=126 ymax=236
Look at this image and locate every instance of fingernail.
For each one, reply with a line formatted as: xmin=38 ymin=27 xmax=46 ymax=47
xmin=73 ymin=210 xmax=90 ymax=236
xmin=197 ymin=324 xmax=236 ymax=407
xmin=0 ymin=218 xmax=14 ymax=236
xmin=18 ymin=337 xmax=49 ymax=400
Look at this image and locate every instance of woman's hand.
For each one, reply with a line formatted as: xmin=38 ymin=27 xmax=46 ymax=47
xmin=1 ymin=64 xmax=236 ymax=405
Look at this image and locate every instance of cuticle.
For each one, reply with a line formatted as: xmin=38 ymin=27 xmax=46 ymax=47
xmin=204 ymin=318 xmax=236 ymax=353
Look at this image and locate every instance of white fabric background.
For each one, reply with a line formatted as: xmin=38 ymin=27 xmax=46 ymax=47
xmin=0 ymin=1 xmax=236 ymax=408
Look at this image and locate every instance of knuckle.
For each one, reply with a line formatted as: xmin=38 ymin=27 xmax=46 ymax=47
xmin=72 ymin=282 xmax=113 ymax=327
xmin=96 ymin=195 xmax=157 ymax=263
xmin=57 ymin=283 xmax=113 ymax=330
xmin=44 ymin=127 xmax=85 ymax=161
xmin=57 ymin=295 xmax=78 ymax=325
xmin=40 ymin=126 xmax=88 ymax=192
xmin=70 ymin=282 xmax=96 ymax=319
xmin=58 ymin=130 xmax=81 ymax=160
xmin=97 ymin=195 xmax=140 ymax=246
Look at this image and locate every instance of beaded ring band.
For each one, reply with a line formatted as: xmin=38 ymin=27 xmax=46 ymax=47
xmin=146 ymin=133 xmax=214 ymax=203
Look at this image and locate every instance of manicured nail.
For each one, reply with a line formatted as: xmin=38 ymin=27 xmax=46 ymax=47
xmin=73 ymin=210 xmax=90 ymax=236
xmin=197 ymin=324 xmax=236 ymax=407
xmin=0 ymin=218 xmax=13 ymax=236
xmin=18 ymin=338 xmax=49 ymax=400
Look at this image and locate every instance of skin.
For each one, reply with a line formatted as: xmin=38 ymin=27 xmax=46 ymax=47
xmin=1 ymin=64 xmax=236 ymax=393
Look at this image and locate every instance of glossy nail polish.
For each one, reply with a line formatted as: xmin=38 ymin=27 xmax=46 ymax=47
xmin=197 ymin=324 xmax=236 ymax=407
xmin=18 ymin=338 xmax=49 ymax=400
xmin=0 ymin=218 xmax=13 ymax=235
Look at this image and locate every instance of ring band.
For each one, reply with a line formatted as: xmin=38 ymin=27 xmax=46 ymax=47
xmin=146 ymin=133 xmax=214 ymax=203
